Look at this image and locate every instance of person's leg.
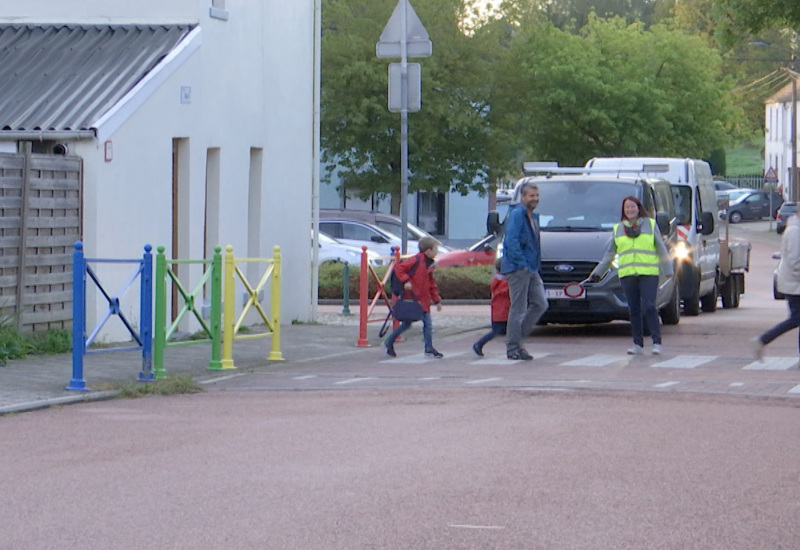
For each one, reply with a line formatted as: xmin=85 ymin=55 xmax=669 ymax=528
xmin=505 ymin=269 xmax=530 ymax=354
xmin=640 ymin=275 xmax=661 ymax=345
xmin=421 ymin=311 xmax=434 ymax=351
xmin=760 ymin=296 xmax=800 ymax=345
xmin=520 ymin=272 xmax=548 ymax=338
xmin=620 ymin=276 xmax=644 ymax=347
xmin=385 ymin=320 xmax=411 ymax=348
xmin=475 ymin=324 xmax=501 ymax=349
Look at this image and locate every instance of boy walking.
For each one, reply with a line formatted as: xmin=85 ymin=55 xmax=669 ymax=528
xmin=472 ymin=259 xmax=510 ymax=356
xmin=385 ymin=236 xmax=443 ymax=358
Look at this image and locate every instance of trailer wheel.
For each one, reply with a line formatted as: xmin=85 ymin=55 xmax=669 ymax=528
xmin=721 ymin=275 xmax=742 ymax=308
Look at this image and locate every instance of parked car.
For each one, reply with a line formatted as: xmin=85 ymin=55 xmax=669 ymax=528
xmin=776 ymin=202 xmax=797 ymax=234
xmin=316 ymin=231 xmax=385 ymax=266
xmin=714 ymin=180 xmax=738 ymax=192
xmin=436 ymin=234 xmax=500 ymax=267
xmin=319 ymin=209 xmax=450 ymax=252
xmin=725 ymin=190 xmax=783 ymax=223
xmin=319 ymin=219 xmax=402 ymax=257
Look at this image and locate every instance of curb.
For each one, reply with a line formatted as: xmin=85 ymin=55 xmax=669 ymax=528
xmin=0 ymin=391 xmax=119 ymax=416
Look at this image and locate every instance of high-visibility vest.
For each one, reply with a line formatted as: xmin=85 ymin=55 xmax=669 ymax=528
xmin=613 ymin=218 xmax=659 ymax=278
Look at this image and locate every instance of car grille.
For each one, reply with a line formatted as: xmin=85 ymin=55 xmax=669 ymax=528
xmin=540 ymin=261 xmax=597 ymax=285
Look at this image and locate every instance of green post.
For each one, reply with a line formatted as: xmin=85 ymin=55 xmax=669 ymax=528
xmin=153 ymin=246 xmax=167 ymax=380
xmin=208 ymin=246 xmax=224 ymax=370
xmin=341 ymin=262 xmax=351 ymax=315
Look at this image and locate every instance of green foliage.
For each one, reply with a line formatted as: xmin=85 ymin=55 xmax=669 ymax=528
xmin=714 ymin=0 xmax=800 ymax=37
xmin=726 ymin=144 xmax=764 ymax=175
xmin=115 ymin=376 xmax=203 ymax=399
xmin=0 ymin=318 xmax=71 ymax=365
xmin=318 ymin=262 xmax=493 ymax=300
xmin=707 ymin=148 xmax=727 ymax=176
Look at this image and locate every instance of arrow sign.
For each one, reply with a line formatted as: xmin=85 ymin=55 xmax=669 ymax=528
xmin=376 ymin=0 xmax=432 ymax=58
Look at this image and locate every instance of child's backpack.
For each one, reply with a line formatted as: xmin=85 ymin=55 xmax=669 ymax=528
xmin=389 ymin=255 xmax=421 ymax=297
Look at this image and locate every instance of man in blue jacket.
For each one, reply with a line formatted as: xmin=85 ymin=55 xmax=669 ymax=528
xmin=501 ymin=181 xmax=548 ymax=360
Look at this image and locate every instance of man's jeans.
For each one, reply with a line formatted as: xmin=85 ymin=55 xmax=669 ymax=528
xmin=505 ymin=269 xmax=548 ymax=354
xmin=760 ymin=294 xmax=800 ymax=353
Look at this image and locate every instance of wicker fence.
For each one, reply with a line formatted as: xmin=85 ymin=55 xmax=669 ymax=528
xmin=0 ymin=152 xmax=82 ymax=332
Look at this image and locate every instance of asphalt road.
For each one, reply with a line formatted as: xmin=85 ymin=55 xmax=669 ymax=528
xmin=3 ymin=219 xmax=799 ymax=550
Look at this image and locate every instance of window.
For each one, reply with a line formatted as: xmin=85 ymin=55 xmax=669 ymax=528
xmin=340 ymin=222 xmax=383 ymax=242
xmin=319 ymin=222 xmax=342 ymax=239
xmin=210 ymin=0 xmax=229 ymax=20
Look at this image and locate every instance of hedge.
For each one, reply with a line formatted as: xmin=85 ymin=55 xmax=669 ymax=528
xmin=318 ymin=262 xmax=494 ymax=300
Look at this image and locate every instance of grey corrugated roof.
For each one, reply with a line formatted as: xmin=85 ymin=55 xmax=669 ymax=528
xmin=0 ymin=24 xmax=195 ymax=135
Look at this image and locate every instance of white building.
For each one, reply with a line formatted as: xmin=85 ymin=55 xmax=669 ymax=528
xmin=764 ymin=77 xmax=799 ymax=198
xmin=0 ymin=0 xmax=319 ymax=339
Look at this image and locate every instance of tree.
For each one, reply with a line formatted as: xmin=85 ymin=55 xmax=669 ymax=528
xmin=488 ymin=15 xmax=743 ymax=165
xmin=714 ymin=0 xmax=800 ymax=36
xmin=321 ymin=0 xmax=507 ymax=208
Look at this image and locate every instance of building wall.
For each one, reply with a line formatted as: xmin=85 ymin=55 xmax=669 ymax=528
xmin=3 ymin=0 xmax=316 ymax=339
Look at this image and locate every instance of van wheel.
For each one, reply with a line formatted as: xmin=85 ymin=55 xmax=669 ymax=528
xmin=660 ymin=283 xmax=681 ymax=325
xmin=683 ymin=283 xmax=700 ymax=316
xmin=700 ymin=280 xmax=718 ymax=312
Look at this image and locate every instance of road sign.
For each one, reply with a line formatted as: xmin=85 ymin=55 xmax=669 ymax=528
xmin=388 ymin=63 xmax=421 ymax=112
xmin=376 ymin=0 xmax=432 ymax=58
xmin=764 ymin=167 xmax=779 ymax=184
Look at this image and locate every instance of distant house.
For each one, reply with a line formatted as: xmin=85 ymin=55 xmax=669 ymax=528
xmin=0 ymin=1 xmax=318 ymax=338
xmin=764 ymin=77 xmax=799 ymax=198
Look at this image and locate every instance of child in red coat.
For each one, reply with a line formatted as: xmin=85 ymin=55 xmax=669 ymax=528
xmin=385 ymin=236 xmax=443 ymax=358
xmin=472 ymin=259 xmax=510 ymax=356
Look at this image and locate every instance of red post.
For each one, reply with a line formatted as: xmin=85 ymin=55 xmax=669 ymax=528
xmin=356 ymin=246 xmax=370 ymax=347
xmin=391 ymin=247 xmax=401 ymax=331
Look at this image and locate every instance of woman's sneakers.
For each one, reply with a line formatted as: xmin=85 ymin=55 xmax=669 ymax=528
xmin=627 ymin=345 xmax=644 ymax=355
xmin=750 ymin=337 xmax=765 ymax=361
xmin=652 ymin=344 xmax=662 ymax=355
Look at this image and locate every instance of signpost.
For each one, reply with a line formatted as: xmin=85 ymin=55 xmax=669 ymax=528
xmin=377 ymin=0 xmax=431 ymax=254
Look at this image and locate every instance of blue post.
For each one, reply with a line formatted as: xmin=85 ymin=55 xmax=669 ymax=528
xmin=67 ymin=242 xmax=89 ymax=391
xmin=138 ymin=244 xmax=154 ymax=381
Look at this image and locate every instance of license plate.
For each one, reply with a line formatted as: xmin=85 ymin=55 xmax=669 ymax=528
xmin=546 ymin=287 xmax=585 ymax=300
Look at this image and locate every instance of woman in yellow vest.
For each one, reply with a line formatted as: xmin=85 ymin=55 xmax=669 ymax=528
xmin=589 ymin=196 xmax=674 ymax=355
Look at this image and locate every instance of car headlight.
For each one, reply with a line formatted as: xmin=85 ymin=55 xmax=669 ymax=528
xmin=672 ymin=241 xmax=691 ymax=261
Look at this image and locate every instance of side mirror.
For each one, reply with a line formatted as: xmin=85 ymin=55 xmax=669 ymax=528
xmin=698 ymin=211 xmax=714 ymax=235
xmin=655 ymin=212 xmax=670 ymax=235
xmin=487 ymin=211 xmax=502 ymax=235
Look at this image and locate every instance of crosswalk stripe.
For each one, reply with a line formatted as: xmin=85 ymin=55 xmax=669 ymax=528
xmin=562 ymin=354 xmax=624 ymax=367
xmin=651 ymin=356 xmax=716 ymax=369
xmin=466 ymin=377 xmax=503 ymax=385
xmin=653 ymin=381 xmax=680 ymax=388
xmin=471 ymin=352 xmax=550 ymax=365
xmin=334 ymin=377 xmax=377 ymax=385
xmin=743 ymin=357 xmax=798 ymax=370
xmin=789 ymin=385 xmax=800 ymax=394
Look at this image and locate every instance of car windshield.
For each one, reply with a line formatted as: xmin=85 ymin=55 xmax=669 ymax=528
xmin=534 ymin=180 xmax=639 ymax=231
xmin=374 ymin=220 xmax=428 ymax=241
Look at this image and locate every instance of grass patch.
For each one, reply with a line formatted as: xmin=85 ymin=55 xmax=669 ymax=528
xmin=0 ymin=325 xmax=71 ymax=365
xmin=726 ymin=144 xmax=763 ymax=176
xmin=115 ymin=376 xmax=203 ymax=398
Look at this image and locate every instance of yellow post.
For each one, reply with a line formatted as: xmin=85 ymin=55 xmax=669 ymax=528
xmin=220 ymin=245 xmax=237 ymax=369
xmin=268 ymin=245 xmax=283 ymax=360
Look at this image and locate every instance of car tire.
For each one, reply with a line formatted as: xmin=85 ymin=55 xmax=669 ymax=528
xmin=729 ymin=211 xmax=743 ymax=224
xmin=700 ymin=279 xmax=718 ymax=312
xmin=683 ymin=282 xmax=700 ymax=316
xmin=660 ymin=283 xmax=681 ymax=325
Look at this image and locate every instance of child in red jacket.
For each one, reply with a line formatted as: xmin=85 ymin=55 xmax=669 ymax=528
xmin=385 ymin=236 xmax=443 ymax=358
xmin=472 ymin=259 xmax=510 ymax=356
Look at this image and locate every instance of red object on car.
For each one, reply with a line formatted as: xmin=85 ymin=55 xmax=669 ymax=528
xmin=436 ymin=234 xmax=499 ymax=267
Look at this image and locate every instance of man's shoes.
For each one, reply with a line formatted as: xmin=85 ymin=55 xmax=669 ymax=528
xmin=385 ymin=343 xmax=396 ymax=357
xmin=507 ymin=349 xmax=534 ymax=361
xmin=627 ymin=345 xmax=644 ymax=355
xmin=750 ymin=336 xmax=764 ymax=361
xmin=472 ymin=343 xmax=484 ymax=357
xmin=652 ymin=344 xmax=662 ymax=355
xmin=425 ymin=348 xmax=444 ymax=359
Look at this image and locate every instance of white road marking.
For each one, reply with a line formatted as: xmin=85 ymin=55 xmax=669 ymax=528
xmin=418 ymin=377 xmax=440 ymax=381
xmin=293 ymin=375 xmax=317 ymax=380
xmin=562 ymin=354 xmax=623 ymax=367
xmin=334 ymin=377 xmax=377 ymax=385
xmin=653 ymin=381 xmax=680 ymax=388
xmin=788 ymin=385 xmax=800 ymax=394
xmin=472 ymin=353 xmax=550 ymax=365
xmin=448 ymin=524 xmax=506 ymax=530
xmin=465 ymin=377 xmax=503 ymax=385
xmin=199 ymin=374 xmax=245 ymax=384
xmin=743 ymin=357 xmax=798 ymax=370
xmin=651 ymin=356 xmax=716 ymax=369
xmin=729 ymin=382 xmax=745 ymax=387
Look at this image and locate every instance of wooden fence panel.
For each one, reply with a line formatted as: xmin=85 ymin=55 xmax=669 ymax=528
xmin=0 ymin=152 xmax=82 ymax=332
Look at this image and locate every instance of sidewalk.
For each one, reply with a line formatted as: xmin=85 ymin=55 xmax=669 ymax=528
xmin=0 ymin=304 xmax=489 ymax=415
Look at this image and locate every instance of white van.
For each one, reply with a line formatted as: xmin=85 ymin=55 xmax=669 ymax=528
xmin=585 ymin=157 xmax=720 ymax=315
